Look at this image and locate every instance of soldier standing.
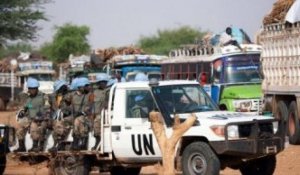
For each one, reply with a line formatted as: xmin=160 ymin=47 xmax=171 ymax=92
xmin=48 ymin=80 xmax=73 ymax=151
xmin=91 ymin=73 xmax=109 ymax=150
xmin=14 ymin=78 xmax=48 ymax=152
xmin=71 ymin=77 xmax=92 ymax=150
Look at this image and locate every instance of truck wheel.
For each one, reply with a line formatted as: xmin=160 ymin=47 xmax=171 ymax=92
xmin=288 ymin=101 xmax=300 ymax=145
xmin=110 ymin=166 xmax=141 ymax=175
xmin=274 ymin=100 xmax=288 ymax=136
xmin=239 ymin=155 xmax=276 ymax=175
xmin=0 ymin=155 xmax=6 ymax=175
xmin=182 ymin=141 xmax=220 ymax=175
xmin=52 ymin=155 xmax=90 ymax=175
xmin=0 ymin=98 xmax=5 ymax=111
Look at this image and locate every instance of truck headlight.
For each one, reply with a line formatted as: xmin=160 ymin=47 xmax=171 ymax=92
xmin=272 ymin=121 xmax=279 ymax=134
xmin=233 ymin=100 xmax=252 ymax=112
xmin=227 ymin=125 xmax=239 ymax=139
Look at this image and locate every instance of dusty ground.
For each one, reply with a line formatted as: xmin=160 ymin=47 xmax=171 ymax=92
xmin=1 ymin=111 xmax=300 ymax=175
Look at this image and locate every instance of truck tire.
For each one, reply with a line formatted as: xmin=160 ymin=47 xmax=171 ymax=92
xmin=274 ymin=100 xmax=288 ymax=136
xmin=0 ymin=155 xmax=6 ymax=175
xmin=239 ymin=155 xmax=276 ymax=175
xmin=110 ymin=166 xmax=141 ymax=175
xmin=0 ymin=98 xmax=5 ymax=111
xmin=181 ymin=141 xmax=220 ymax=175
xmin=52 ymin=155 xmax=90 ymax=175
xmin=288 ymin=101 xmax=300 ymax=145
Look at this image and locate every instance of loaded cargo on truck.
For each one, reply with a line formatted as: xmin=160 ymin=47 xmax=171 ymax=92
xmin=259 ymin=0 xmax=300 ymax=144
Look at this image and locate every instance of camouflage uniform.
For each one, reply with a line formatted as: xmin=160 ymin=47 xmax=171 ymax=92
xmin=16 ymin=91 xmax=48 ymax=152
xmin=71 ymin=91 xmax=91 ymax=150
xmin=131 ymin=104 xmax=149 ymax=118
xmin=92 ymin=89 xmax=106 ymax=137
xmin=48 ymin=92 xmax=73 ymax=151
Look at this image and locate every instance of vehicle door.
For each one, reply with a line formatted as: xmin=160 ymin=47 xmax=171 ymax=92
xmin=112 ymin=89 xmax=162 ymax=162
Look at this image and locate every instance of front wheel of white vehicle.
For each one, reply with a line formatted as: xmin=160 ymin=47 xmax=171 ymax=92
xmin=182 ymin=142 xmax=220 ymax=175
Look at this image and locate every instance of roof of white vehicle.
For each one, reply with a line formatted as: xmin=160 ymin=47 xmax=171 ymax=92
xmin=115 ymin=80 xmax=199 ymax=89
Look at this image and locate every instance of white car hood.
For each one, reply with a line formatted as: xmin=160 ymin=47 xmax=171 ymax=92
xmin=177 ymin=111 xmax=273 ymax=125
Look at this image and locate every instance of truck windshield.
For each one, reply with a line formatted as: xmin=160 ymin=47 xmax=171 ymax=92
xmin=29 ymin=74 xmax=53 ymax=81
xmin=224 ymin=54 xmax=261 ymax=84
xmin=152 ymin=84 xmax=217 ymax=114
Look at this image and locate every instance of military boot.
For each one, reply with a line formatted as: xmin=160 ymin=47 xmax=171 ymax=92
xmin=38 ymin=141 xmax=45 ymax=152
xmin=80 ymin=137 xmax=88 ymax=150
xmin=92 ymin=136 xmax=100 ymax=151
xmin=71 ymin=136 xmax=80 ymax=151
xmin=57 ymin=141 xmax=65 ymax=151
xmin=29 ymin=140 xmax=39 ymax=152
xmin=14 ymin=140 xmax=26 ymax=152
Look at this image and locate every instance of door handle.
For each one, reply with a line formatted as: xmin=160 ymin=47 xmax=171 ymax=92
xmin=125 ymin=126 xmax=132 ymax=130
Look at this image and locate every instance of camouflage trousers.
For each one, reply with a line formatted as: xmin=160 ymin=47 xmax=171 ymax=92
xmin=73 ymin=115 xmax=90 ymax=138
xmin=93 ymin=114 xmax=101 ymax=137
xmin=16 ymin=117 xmax=31 ymax=140
xmin=52 ymin=116 xmax=74 ymax=141
xmin=30 ymin=120 xmax=48 ymax=141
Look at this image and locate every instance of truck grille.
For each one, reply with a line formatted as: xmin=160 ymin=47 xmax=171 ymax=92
xmin=251 ymin=99 xmax=262 ymax=112
xmin=238 ymin=122 xmax=274 ymax=138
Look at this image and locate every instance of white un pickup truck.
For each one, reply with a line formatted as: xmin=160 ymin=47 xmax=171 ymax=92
xmin=0 ymin=80 xmax=284 ymax=175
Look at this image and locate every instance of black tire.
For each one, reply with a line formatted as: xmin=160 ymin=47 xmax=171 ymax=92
xmin=274 ymin=100 xmax=288 ymax=136
xmin=288 ymin=101 xmax=300 ymax=145
xmin=51 ymin=155 xmax=90 ymax=175
xmin=110 ymin=166 xmax=141 ymax=175
xmin=240 ymin=155 xmax=276 ymax=175
xmin=0 ymin=155 xmax=6 ymax=175
xmin=182 ymin=142 xmax=220 ymax=175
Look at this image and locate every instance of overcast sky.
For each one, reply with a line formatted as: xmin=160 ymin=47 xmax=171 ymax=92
xmin=35 ymin=0 xmax=277 ymax=49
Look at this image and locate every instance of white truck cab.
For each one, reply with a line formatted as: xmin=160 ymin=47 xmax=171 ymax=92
xmin=3 ymin=80 xmax=284 ymax=175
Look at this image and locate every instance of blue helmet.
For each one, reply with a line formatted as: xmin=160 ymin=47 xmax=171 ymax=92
xmin=96 ymin=73 xmax=109 ymax=82
xmin=77 ymin=77 xmax=90 ymax=88
xmin=70 ymin=78 xmax=79 ymax=91
xmin=53 ymin=80 xmax=67 ymax=92
xmin=27 ymin=77 xmax=39 ymax=88
xmin=134 ymin=72 xmax=148 ymax=82
xmin=135 ymin=95 xmax=145 ymax=102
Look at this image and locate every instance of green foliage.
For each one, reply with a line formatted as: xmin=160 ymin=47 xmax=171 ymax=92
xmin=40 ymin=23 xmax=91 ymax=63
xmin=0 ymin=42 xmax=33 ymax=59
xmin=0 ymin=0 xmax=50 ymax=46
xmin=137 ymin=26 xmax=207 ymax=55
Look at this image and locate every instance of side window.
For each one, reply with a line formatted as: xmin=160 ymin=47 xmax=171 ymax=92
xmin=126 ymin=90 xmax=156 ymax=118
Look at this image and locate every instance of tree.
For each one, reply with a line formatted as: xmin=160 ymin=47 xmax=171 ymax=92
xmin=137 ymin=26 xmax=207 ymax=55
xmin=0 ymin=42 xmax=32 ymax=59
xmin=40 ymin=23 xmax=91 ymax=63
xmin=0 ymin=0 xmax=50 ymax=47
xmin=149 ymin=112 xmax=196 ymax=175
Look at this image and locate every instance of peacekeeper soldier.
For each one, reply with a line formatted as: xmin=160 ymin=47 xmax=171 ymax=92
xmin=130 ymin=73 xmax=151 ymax=118
xmin=91 ymin=73 xmax=109 ymax=150
xmin=71 ymin=77 xmax=92 ymax=150
xmin=14 ymin=78 xmax=49 ymax=152
xmin=48 ymin=80 xmax=73 ymax=152
xmin=131 ymin=95 xmax=149 ymax=118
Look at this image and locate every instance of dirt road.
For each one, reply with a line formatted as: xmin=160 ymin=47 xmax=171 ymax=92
xmin=1 ymin=111 xmax=300 ymax=175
